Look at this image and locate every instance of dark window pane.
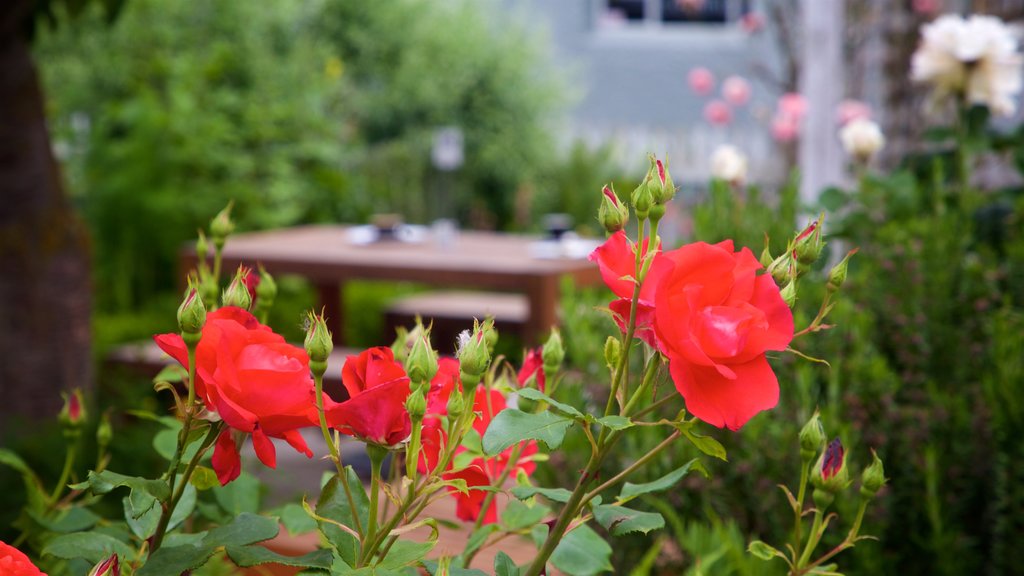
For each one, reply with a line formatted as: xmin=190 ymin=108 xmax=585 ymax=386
xmin=608 ymin=0 xmax=645 ymax=20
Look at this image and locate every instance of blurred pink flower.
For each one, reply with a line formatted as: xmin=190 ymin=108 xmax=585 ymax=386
xmin=771 ymin=113 xmax=800 ymax=142
xmin=704 ymin=100 xmax=733 ymax=125
xmin=912 ymin=0 xmax=940 ymax=15
xmin=740 ymin=12 xmax=764 ymax=33
xmin=688 ymin=67 xmax=716 ymax=96
xmin=722 ymin=75 xmax=751 ymax=106
xmin=778 ymin=92 xmax=808 ymax=120
xmin=836 ymin=99 xmax=872 ymax=126
xmin=676 ymin=0 xmax=706 ymax=11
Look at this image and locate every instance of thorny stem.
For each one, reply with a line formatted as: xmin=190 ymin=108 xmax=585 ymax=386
xmin=581 ymin=430 xmax=681 ymax=506
xmin=796 ymin=499 xmax=869 ymax=575
xmin=361 ymin=447 xmax=386 ymax=566
xmin=797 ymin=508 xmax=825 ymax=569
xmin=312 ymin=370 xmax=363 ymax=538
xmin=49 ymin=444 xmax=77 ymax=504
xmin=793 ymin=460 xmax=810 ymax=556
xmin=152 ymin=421 xmax=223 ymax=551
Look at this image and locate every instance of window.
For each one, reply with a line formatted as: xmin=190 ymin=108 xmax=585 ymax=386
xmin=605 ymin=0 xmax=751 ymax=25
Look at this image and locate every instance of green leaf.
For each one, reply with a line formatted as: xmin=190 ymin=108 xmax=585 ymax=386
xmin=494 ymin=551 xmax=521 ymax=576
xmin=225 ymin=545 xmax=333 ymax=569
xmin=462 ymin=524 xmax=499 ymax=560
xmin=317 ymin=467 xmax=369 ymax=567
xmin=278 ymin=502 xmax=318 ymax=536
xmin=546 ymin=524 xmax=613 ymax=576
xmin=123 ymin=491 xmax=160 ymax=540
xmin=747 ymin=540 xmax=787 ymax=561
xmin=43 ymin=532 xmax=134 ymax=564
xmin=618 ymin=459 xmax=707 ymax=502
xmin=510 ymin=485 xmax=572 ymax=503
xmin=153 ymin=363 xmax=187 ymax=383
xmin=190 ymin=465 xmax=220 ymax=490
xmin=26 ymin=506 xmax=101 ymax=533
xmin=517 ymin=388 xmax=584 ymax=419
xmin=595 ymin=415 xmax=633 ymax=431
xmin=422 ymin=559 xmax=488 ymax=576
xmin=592 ymin=505 xmax=664 ymax=536
xmin=500 ymin=499 xmax=550 ymax=531
xmin=378 ymin=539 xmax=436 ymax=569
xmin=136 ymin=543 xmax=216 ymax=576
xmin=482 ymin=409 xmax=574 ymax=455
xmin=213 ymin=471 xmax=261 ymax=514
xmin=681 ymin=428 xmax=727 ymax=461
xmin=202 ymin=512 xmax=279 ymax=548
xmin=153 ymin=425 xmax=207 ymax=463
xmin=170 ymin=483 xmax=198 ymax=530
xmin=72 ymin=469 xmax=170 ymax=502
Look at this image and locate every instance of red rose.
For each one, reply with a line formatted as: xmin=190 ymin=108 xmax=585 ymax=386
xmin=650 ymin=240 xmax=793 ymax=430
xmin=419 ymin=357 xmax=462 ymax=473
xmin=325 ymin=347 xmax=411 ymax=446
xmin=516 ymin=347 xmax=546 ymax=392
xmin=154 ymin=307 xmax=317 ymax=485
xmin=0 ymin=540 xmax=47 ymax=576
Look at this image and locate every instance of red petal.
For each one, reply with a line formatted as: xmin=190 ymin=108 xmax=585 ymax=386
xmin=251 ymin=426 xmax=277 ymax=469
xmin=588 ymin=231 xmax=640 ymax=299
xmin=280 ymin=429 xmax=313 ymax=458
xmin=212 ymin=430 xmax=242 ymax=486
xmin=668 ymin=354 xmax=779 ymax=431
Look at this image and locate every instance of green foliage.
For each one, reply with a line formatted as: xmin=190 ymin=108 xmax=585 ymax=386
xmin=481 ymin=409 xmax=575 ymax=455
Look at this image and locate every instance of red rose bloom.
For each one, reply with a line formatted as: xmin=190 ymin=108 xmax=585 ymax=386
xmin=419 ymin=357 xmax=462 ymax=473
xmin=154 ymin=307 xmax=317 ymax=485
xmin=325 ymin=347 xmax=411 ymax=446
xmin=0 ymin=540 xmax=47 ymax=575
xmin=588 ymin=231 xmax=661 ymax=348
xmin=650 ymin=240 xmax=793 ymax=430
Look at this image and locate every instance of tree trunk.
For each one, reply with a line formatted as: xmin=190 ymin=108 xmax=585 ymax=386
xmin=0 ymin=1 xmax=93 ymax=425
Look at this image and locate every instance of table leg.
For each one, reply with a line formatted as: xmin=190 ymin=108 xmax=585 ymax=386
xmin=315 ymin=281 xmax=346 ymax=347
xmin=525 ymin=276 xmax=559 ymax=347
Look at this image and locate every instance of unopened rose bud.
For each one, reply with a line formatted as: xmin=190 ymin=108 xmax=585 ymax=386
xmin=210 ymin=202 xmax=235 ymax=248
xmin=405 ymin=329 xmax=439 ymax=386
xmin=446 ymin=387 xmax=465 ymax=419
xmin=792 ymin=220 xmax=824 ymax=266
xmin=195 ymin=230 xmax=209 ymax=259
xmin=96 ymin=410 xmax=113 ymax=449
xmin=799 ymin=412 xmax=826 ymax=461
xmin=457 ymin=322 xmax=491 ymax=380
xmin=812 ymin=437 xmax=849 ymax=495
xmin=759 ymin=244 xmax=773 ymax=268
xmin=88 ymin=553 xmax=120 ymax=576
xmin=406 ymin=389 xmax=427 ymax=421
xmin=304 ymin=311 xmax=333 ymax=372
xmin=827 ymin=248 xmax=858 ymax=293
xmin=661 ymin=159 xmax=676 ymax=204
xmin=177 ymin=281 xmax=207 ymax=336
xmin=482 ymin=317 xmax=498 ymax=355
xmin=542 ymin=328 xmax=565 ymax=376
xmin=59 ymin=389 xmax=86 ymax=431
xmin=223 ymin=266 xmax=253 ymax=310
xmin=598 ymin=185 xmax=629 ymax=234
xmin=391 ymin=327 xmax=410 ymax=363
xmin=253 ymin=265 xmax=277 ymax=318
xmin=648 ymin=203 xmax=666 ymax=223
xmin=780 ymin=280 xmax=798 ymax=308
xmin=767 ymin=253 xmax=792 ymax=285
xmin=860 ymin=449 xmax=886 ymax=498
xmin=631 ymin=180 xmax=653 ymax=220
xmin=604 ymin=336 xmax=621 ymax=370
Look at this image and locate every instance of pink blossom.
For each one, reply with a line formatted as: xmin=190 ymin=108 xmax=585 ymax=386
xmin=836 ymin=99 xmax=873 ymax=126
xmin=771 ymin=113 xmax=800 ymax=142
xmin=740 ymin=12 xmax=764 ymax=34
xmin=722 ymin=76 xmax=751 ymax=106
xmin=778 ymin=92 xmax=808 ymax=120
xmin=688 ymin=67 xmax=716 ymax=96
xmin=704 ymin=100 xmax=733 ymax=125
xmin=912 ymin=0 xmax=940 ymax=15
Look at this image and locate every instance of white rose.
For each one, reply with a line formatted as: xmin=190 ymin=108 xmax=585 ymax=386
xmin=910 ymin=14 xmax=1023 ymax=116
xmin=710 ymin=145 xmax=748 ymax=184
xmin=839 ymin=119 xmax=885 ymax=162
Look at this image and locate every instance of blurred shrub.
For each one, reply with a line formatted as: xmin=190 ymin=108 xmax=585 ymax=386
xmin=35 ymin=0 xmax=352 ymax=311
xmin=315 ymin=0 xmax=564 ymax=230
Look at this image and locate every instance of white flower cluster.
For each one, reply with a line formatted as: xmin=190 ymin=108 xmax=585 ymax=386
xmin=840 ymin=119 xmax=885 ymax=162
xmin=910 ymin=14 xmax=1023 ymax=116
xmin=710 ymin=145 xmax=748 ymax=184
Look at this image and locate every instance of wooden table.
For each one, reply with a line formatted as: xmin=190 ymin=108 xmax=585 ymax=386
xmin=180 ymin=225 xmax=603 ymax=346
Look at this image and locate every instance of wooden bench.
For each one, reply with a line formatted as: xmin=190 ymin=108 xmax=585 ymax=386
xmin=105 ymin=341 xmax=359 ymax=402
xmin=383 ymin=291 xmax=529 ymax=353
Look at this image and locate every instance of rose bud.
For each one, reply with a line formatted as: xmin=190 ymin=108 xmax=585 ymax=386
xmin=598 ymin=184 xmax=628 ymax=234
xmin=766 ymin=253 xmax=793 ymax=285
xmin=542 ymin=328 xmax=565 ymax=377
xmin=304 ymin=310 xmax=333 ymax=373
xmin=792 ymin=219 xmax=824 ymax=266
xmin=177 ymin=280 xmax=207 ymax=336
xmin=222 ymin=266 xmax=254 ymax=310
xmin=255 ymin=265 xmax=277 ymax=307
xmin=59 ymin=389 xmax=87 ymax=432
xmin=456 ymin=322 xmax=491 ymax=384
xmin=631 ymin=179 xmax=653 ymax=221
xmin=812 ymin=437 xmax=850 ymax=494
xmin=860 ymin=449 xmax=886 ymax=499
xmin=482 ymin=316 xmax=498 ymax=355
xmin=96 ymin=410 xmax=113 ymax=450
xmin=799 ymin=411 xmax=826 ymax=461
xmin=210 ymin=202 xmax=235 ymax=248
xmin=604 ymin=336 xmax=621 ymax=372
xmin=405 ymin=329 xmax=439 ymax=387
xmin=88 ymin=553 xmax=119 ymax=576
xmin=827 ymin=248 xmax=858 ymax=293
xmin=780 ymin=280 xmax=798 ymax=309
xmin=759 ymin=243 xmax=773 ymax=268
xmin=405 ymin=388 xmax=427 ymax=421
